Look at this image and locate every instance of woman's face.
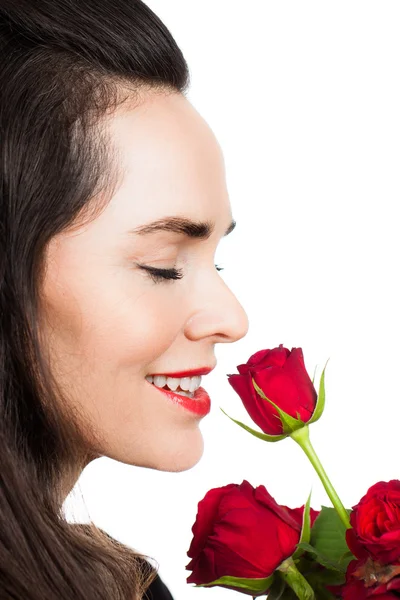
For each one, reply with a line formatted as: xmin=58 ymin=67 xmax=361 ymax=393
xmin=40 ymin=90 xmax=249 ymax=475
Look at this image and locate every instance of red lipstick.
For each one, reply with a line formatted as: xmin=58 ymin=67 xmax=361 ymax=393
xmin=158 ymin=386 xmax=211 ymax=416
xmin=146 ymin=380 xmax=211 ymax=417
xmin=149 ymin=367 xmax=214 ymax=378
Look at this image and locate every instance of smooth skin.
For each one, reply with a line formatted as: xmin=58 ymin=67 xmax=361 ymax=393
xmin=39 ymin=90 xmax=249 ymax=494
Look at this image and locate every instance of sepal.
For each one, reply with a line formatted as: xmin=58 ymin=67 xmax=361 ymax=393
xmin=252 ymin=378 xmax=305 ymax=434
xmin=308 ymin=361 xmax=329 ymax=425
xmin=220 ymin=408 xmax=288 ymax=442
xmin=293 ymin=491 xmax=312 ymax=559
xmin=193 ymin=573 xmax=274 ymax=596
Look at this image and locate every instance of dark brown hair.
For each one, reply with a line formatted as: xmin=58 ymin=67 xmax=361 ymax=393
xmin=0 ymin=1 xmax=190 ymax=597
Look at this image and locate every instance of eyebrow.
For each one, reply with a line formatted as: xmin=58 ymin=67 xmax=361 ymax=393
xmin=127 ymin=216 xmax=236 ymax=240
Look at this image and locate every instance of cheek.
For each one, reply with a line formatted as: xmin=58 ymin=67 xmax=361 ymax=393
xmin=40 ymin=247 xmax=186 ymax=380
xmin=93 ymin=292 xmax=184 ymax=367
xmin=76 ymin=290 xmax=185 ymax=372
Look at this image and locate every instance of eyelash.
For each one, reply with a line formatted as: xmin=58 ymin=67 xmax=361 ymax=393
xmin=140 ymin=264 xmax=224 ymax=283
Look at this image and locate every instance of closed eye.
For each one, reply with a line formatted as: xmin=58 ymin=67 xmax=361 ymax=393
xmin=139 ymin=264 xmax=224 ymax=283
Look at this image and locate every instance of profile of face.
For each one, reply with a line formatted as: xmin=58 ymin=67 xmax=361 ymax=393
xmin=39 ymin=90 xmax=249 ymax=475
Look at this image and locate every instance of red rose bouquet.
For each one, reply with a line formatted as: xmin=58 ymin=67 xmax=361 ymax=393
xmin=186 ymin=345 xmax=400 ymax=599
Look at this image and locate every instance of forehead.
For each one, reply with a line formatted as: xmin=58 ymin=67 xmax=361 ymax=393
xmin=103 ymin=90 xmax=231 ymax=226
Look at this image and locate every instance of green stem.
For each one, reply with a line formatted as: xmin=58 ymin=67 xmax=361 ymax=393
xmin=277 ymin=558 xmax=315 ymax=600
xmin=290 ymin=425 xmax=350 ymax=530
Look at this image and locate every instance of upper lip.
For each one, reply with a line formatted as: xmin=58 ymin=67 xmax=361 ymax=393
xmin=147 ymin=366 xmax=215 ymax=378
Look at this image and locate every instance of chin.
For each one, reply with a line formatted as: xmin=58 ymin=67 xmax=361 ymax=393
xmin=106 ymin=426 xmax=205 ymax=472
xmin=145 ymin=429 xmax=204 ymax=473
xmin=152 ymin=431 xmax=205 ymax=473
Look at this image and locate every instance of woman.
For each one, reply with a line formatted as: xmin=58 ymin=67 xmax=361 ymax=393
xmin=0 ymin=1 xmax=249 ymax=598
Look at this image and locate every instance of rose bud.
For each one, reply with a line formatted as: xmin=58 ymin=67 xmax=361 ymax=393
xmin=227 ymin=345 xmax=318 ymax=436
xmin=186 ymin=479 xmax=319 ymax=594
xmin=346 ymin=480 xmax=400 ymax=565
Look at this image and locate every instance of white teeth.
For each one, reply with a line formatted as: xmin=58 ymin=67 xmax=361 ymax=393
xmin=166 ymin=377 xmax=180 ymax=391
xmin=175 ymin=390 xmax=193 ymax=398
xmin=153 ymin=375 xmax=167 ymax=388
xmin=146 ymin=374 xmax=202 ymax=394
xmin=189 ymin=376 xmax=201 ymax=393
xmin=180 ymin=377 xmax=191 ymax=391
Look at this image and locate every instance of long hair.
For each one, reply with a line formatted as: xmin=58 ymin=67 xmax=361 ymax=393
xmin=0 ymin=1 xmax=190 ymax=597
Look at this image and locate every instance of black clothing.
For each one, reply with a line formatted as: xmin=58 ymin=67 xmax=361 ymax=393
xmin=70 ymin=525 xmax=174 ymax=598
xmin=143 ymin=572 xmax=174 ymax=600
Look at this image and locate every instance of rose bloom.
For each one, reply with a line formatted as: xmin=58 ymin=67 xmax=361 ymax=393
xmin=339 ymin=480 xmax=400 ymax=599
xmin=340 ymin=558 xmax=400 ymax=599
xmin=227 ymin=345 xmax=317 ymax=435
xmin=346 ymin=480 xmax=400 ymax=564
xmin=186 ymin=479 xmax=319 ymax=593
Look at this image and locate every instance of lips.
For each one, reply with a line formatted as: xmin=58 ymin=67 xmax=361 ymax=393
xmin=148 ymin=381 xmax=211 ymax=416
xmin=148 ymin=366 xmax=214 ymax=378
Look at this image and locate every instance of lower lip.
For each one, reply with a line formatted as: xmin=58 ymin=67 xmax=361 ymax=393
xmin=147 ymin=382 xmax=211 ymax=417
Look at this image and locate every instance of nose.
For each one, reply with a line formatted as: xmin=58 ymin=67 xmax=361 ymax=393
xmin=184 ymin=273 xmax=249 ymax=344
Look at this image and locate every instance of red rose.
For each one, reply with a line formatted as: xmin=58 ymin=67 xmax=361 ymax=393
xmin=340 ymin=558 xmax=400 ymax=599
xmin=227 ymin=345 xmax=317 ymax=435
xmin=346 ymin=480 xmax=400 ymax=564
xmin=186 ymin=479 xmax=319 ymax=593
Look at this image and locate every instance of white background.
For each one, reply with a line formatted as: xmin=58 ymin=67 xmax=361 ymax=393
xmin=63 ymin=2 xmax=400 ymax=598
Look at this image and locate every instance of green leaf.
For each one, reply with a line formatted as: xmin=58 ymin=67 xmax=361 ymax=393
xmin=306 ymin=566 xmax=345 ymax=588
xmin=195 ymin=573 xmax=274 ymax=594
xmin=293 ymin=491 xmax=312 ymax=559
xmin=308 ymin=361 xmax=329 ymax=425
xmin=293 ymin=555 xmax=344 ymax=598
xmin=310 ymin=506 xmax=354 ymax=569
xmin=340 ymin=550 xmax=357 ymax=563
xmin=220 ymin=408 xmax=288 ymax=442
xmin=252 ymin=378 xmax=305 ymax=434
xmin=305 ymin=579 xmax=339 ymax=600
xmin=295 ymin=542 xmax=346 ymax=573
